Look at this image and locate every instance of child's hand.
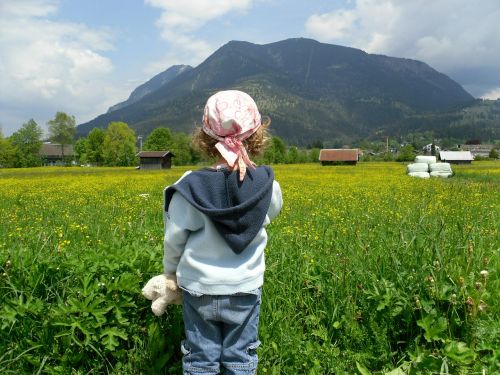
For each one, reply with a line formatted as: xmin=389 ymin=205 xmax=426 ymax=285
xmin=142 ymin=274 xmax=182 ymax=316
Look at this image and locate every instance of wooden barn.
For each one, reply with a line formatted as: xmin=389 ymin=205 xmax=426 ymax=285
xmin=319 ymin=149 xmax=360 ymax=165
xmin=137 ymin=151 xmax=174 ymax=170
xmin=439 ymin=151 xmax=473 ymax=164
xmin=39 ymin=143 xmax=74 ymax=165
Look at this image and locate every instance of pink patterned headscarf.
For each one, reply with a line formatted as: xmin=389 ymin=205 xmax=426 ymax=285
xmin=202 ymin=90 xmax=262 ymax=181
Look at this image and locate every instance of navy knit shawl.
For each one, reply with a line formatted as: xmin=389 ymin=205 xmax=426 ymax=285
xmin=164 ymin=165 xmax=274 ymax=254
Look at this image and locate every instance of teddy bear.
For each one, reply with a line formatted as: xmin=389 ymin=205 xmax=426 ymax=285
xmin=142 ymin=274 xmax=182 ymax=316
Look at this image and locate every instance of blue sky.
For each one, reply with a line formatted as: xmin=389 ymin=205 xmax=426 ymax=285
xmin=1 ymin=0 xmax=500 ymax=136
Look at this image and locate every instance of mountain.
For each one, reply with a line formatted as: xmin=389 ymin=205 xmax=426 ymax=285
xmin=107 ymin=65 xmax=193 ymax=113
xmin=78 ymin=38 xmax=475 ymax=145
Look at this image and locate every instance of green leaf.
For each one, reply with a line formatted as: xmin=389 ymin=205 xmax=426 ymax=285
xmin=417 ymin=314 xmax=448 ymax=342
xmin=390 ymin=306 xmax=403 ymax=317
xmin=419 ymin=299 xmax=435 ymax=314
xmin=311 ymin=326 xmax=328 ymax=341
xmin=437 ymin=283 xmax=453 ymax=301
xmin=100 ymin=327 xmax=128 ymax=351
xmin=444 ymin=341 xmax=476 ymax=364
xmin=153 ymin=351 xmax=173 ymax=371
xmin=384 ymin=368 xmax=406 ymax=375
xmin=54 ymin=321 xmax=93 ymax=347
xmin=376 ymin=300 xmax=388 ymax=311
xmin=113 ymin=307 xmax=130 ymax=326
xmin=1 ymin=305 xmax=18 ymax=329
xmin=356 ymin=362 xmax=371 ymax=375
xmin=408 ymin=350 xmax=442 ymax=372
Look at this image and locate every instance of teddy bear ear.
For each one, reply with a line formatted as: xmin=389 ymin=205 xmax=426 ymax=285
xmin=142 ymin=284 xmax=159 ymax=300
xmin=142 ymin=274 xmax=169 ymax=300
xmin=141 ymin=286 xmax=153 ymax=300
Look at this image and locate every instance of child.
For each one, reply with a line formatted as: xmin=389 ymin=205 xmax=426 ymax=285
xmin=142 ymin=90 xmax=283 ymax=374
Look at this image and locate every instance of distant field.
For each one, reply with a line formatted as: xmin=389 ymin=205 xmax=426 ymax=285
xmin=0 ymin=162 xmax=498 ymax=374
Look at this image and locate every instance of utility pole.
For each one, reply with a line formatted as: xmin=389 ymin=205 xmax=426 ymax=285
xmin=138 ymin=136 xmax=143 ymax=152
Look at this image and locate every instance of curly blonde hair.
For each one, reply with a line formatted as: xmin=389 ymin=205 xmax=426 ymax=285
xmin=192 ymin=117 xmax=271 ymax=160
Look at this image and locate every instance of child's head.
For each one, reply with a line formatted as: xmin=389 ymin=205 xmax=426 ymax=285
xmin=192 ymin=90 xmax=270 ymax=180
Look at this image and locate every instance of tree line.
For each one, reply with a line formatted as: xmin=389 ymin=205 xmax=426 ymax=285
xmin=0 ymin=112 xmax=78 ymax=168
xmin=2 ymin=112 xmax=498 ymax=168
xmin=0 ymin=112 xmax=322 ymax=168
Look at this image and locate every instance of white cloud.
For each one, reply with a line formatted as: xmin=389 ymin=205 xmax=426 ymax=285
xmin=481 ymin=88 xmax=500 ymax=100
xmin=305 ymin=10 xmax=358 ymax=40
xmin=0 ymin=0 xmax=124 ymax=135
xmin=0 ymin=0 xmax=58 ymax=17
xmin=144 ymin=35 xmax=212 ymax=76
xmin=143 ymin=31 xmax=213 ymax=75
xmin=304 ymin=0 xmax=500 ymax=97
xmin=146 ymin=0 xmax=251 ymax=31
xmin=144 ymin=0 xmax=252 ymax=73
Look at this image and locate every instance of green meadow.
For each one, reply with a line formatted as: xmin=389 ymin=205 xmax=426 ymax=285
xmin=0 ymin=162 xmax=498 ymax=374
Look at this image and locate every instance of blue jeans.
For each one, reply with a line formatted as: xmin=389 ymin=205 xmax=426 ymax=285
xmin=181 ymin=289 xmax=261 ymax=375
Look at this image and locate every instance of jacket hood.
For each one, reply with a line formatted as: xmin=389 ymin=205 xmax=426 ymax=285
xmin=164 ymin=165 xmax=274 ymax=254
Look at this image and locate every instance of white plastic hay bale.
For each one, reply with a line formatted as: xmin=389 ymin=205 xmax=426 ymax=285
xmin=430 ymin=171 xmax=452 ymax=178
xmin=415 ymin=155 xmax=437 ymax=164
xmin=407 ymin=163 xmax=429 ymax=173
xmin=429 ymin=162 xmax=452 ymax=173
xmin=408 ymin=171 xmax=430 ymax=178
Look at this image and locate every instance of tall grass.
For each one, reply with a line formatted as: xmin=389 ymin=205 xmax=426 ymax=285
xmin=0 ymin=162 xmax=498 ymax=374
xmin=261 ymin=162 xmax=499 ymax=374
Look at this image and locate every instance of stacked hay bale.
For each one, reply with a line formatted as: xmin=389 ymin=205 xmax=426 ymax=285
xmin=415 ymin=156 xmax=437 ymax=164
xmin=407 ymin=161 xmax=431 ymax=178
xmin=407 ymin=156 xmax=435 ymax=178
xmin=429 ymin=162 xmax=453 ymax=178
xmin=406 ymin=156 xmax=453 ymax=178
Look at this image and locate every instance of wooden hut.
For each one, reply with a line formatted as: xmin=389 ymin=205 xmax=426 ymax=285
xmin=137 ymin=151 xmax=174 ymax=169
xmin=39 ymin=143 xmax=74 ymax=165
xmin=319 ymin=149 xmax=360 ymax=165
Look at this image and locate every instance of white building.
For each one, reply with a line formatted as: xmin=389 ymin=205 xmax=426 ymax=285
xmin=422 ymin=144 xmax=441 ymax=154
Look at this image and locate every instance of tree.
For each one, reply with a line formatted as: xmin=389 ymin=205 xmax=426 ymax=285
xmin=441 ymin=137 xmax=459 ymax=150
xmin=396 ymin=144 xmax=415 ymax=162
xmin=383 ymin=152 xmax=394 ymax=162
xmin=47 ymin=112 xmax=76 ymax=163
xmin=0 ymin=130 xmax=16 ymax=167
xmin=86 ymin=128 xmax=106 ymax=165
xmin=309 ymin=148 xmax=320 ymax=162
xmin=263 ymin=136 xmax=286 ymax=164
xmin=286 ymin=146 xmax=299 ymax=164
xmin=171 ymin=132 xmax=195 ymax=165
xmin=144 ymin=127 xmax=173 ymax=151
xmin=10 ymin=119 xmax=43 ymax=167
xmin=465 ymin=139 xmax=481 ymax=145
xmin=297 ymin=149 xmax=309 ymax=163
xmin=74 ymin=138 xmax=88 ymax=164
xmin=489 ymin=148 xmax=499 ymax=159
xmin=273 ymin=137 xmax=286 ymax=163
xmin=308 ymin=140 xmax=323 ymax=149
xmin=103 ymin=122 xmax=137 ymax=166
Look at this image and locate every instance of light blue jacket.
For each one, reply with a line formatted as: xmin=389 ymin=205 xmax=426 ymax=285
xmin=163 ymin=171 xmax=283 ymax=295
